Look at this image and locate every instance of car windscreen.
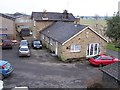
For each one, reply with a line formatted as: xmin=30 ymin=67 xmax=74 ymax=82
xmin=107 ymin=56 xmax=113 ymax=60
xmin=93 ymin=55 xmax=101 ymax=60
xmin=5 ymin=63 xmax=10 ymax=69
xmin=20 ymin=42 xmax=27 ymax=45
xmin=3 ymin=40 xmax=12 ymax=44
xmin=34 ymin=41 xmax=40 ymax=45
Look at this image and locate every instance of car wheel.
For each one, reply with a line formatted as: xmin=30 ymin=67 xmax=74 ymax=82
xmin=99 ymin=64 xmax=103 ymax=67
xmin=0 ymin=74 xmax=4 ymax=80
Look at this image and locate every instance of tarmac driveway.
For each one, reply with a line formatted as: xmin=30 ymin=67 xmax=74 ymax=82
xmin=2 ymin=44 xmax=103 ymax=89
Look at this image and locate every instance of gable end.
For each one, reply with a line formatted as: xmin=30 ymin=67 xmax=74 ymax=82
xmin=62 ymin=26 xmax=108 ymax=45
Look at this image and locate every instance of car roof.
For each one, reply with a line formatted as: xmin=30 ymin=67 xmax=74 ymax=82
xmin=0 ymin=60 xmax=8 ymax=66
xmin=21 ymin=40 xmax=28 ymax=42
xmin=20 ymin=46 xmax=29 ymax=48
xmin=99 ymin=54 xmax=113 ymax=58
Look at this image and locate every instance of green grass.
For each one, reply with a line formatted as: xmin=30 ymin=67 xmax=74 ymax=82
xmin=80 ymin=19 xmax=107 ymax=28
xmin=106 ymin=43 xmax=120 ymax=52
xmin=80 ymin=19 xmax=120 ymax=53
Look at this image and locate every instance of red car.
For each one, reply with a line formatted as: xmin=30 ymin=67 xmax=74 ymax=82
xmin=88 ymin=54 xmax=120 ymax=66
xmin=2 ymin=39 xmax=12 ymax=49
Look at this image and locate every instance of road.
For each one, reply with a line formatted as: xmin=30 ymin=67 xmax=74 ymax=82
xmin=2 ymin=44 xmax=102 ymax=89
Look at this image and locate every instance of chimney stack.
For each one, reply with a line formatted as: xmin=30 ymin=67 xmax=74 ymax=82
xmin=43 ymin=9 xmax=47 ymax=18
xmin=74 ymin=15 xmax=80 ymax=24
xmin=63 ymin=10 xmax=68 ymax=19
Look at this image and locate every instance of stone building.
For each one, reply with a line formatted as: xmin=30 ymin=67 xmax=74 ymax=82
xmin=40 ymin=22 xmax=108 ymax=61
xmin=0 ymin=13 xmax=16 ymax=40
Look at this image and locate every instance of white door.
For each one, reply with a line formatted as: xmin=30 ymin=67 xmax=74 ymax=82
xmin=55 ymin=42 xmax=58 ymax=55
xmin=86 ymin=43 xmax=100 ymax=57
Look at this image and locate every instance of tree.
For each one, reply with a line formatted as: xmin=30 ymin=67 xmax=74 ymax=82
xmin=105 ymin=14 xmax=120 ymax=43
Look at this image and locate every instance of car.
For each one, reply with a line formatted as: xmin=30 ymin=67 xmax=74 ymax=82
xmin=88 ymin=54 xmax=120 ymax=67
xmin=19 ymin=46 xmax=31 ymax=57
xmin=0 ymin=80 xmax=3 ymax=89
xmin=19 ymin=40 xmax=29 ymax=48
xmin=2 ymin=39 xmax=12 ymax=49
xmin=32 ymin=40 xmax=42 ymax=49
xmin=0 ymin=60 xmax=14 ymax=79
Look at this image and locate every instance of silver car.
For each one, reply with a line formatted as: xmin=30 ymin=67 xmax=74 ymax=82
xmin=19 ymin=46 xmax=30 ymax=57
xmin=19 ymin=40 xmax=29 ymax=48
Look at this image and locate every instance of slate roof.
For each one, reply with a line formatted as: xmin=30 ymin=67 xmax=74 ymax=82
xmin=0 ymin=13 xmax=15 ymax=21
xmin=6 ymin=12 xmax=30 ymax=19
xmin=41 ymin=22 xmax=87 ymax=44
xmin=100 ymin=62 xmax=120 ymax=82
xmin=31 ymin=12 xmax=76 ymax=22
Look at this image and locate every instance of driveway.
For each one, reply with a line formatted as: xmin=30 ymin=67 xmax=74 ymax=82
xmin=2 ymin=44 xmax=103 ymax=89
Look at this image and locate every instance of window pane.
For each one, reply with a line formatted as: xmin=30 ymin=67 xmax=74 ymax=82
xmin=94 ymin=44 xmax=98 ymax=55
xmin=101 ymin=57 xmax=107 ymax=60
xmin=93 ymin=55 xmax=100 ymax=60
xmin=90 ymin=44 xmax=93 ymax=55
xmin=71 ymin=45 xmax=80 ymax=52
xmin=87 ymin=44 xmax=89 ymax=56
xmin=107 ymin=56 xmax=113 ymax=60
xmin=75 ymin=45 xmax=80 ymax=51
xmin=71 ymin=45 xmax=74 ymax=51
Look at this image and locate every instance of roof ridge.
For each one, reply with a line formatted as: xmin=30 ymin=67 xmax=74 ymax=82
xmin=0 ymin=13 xmax=15 ymax=21
xmin=32 ymin=12 xmax=72 ymax=14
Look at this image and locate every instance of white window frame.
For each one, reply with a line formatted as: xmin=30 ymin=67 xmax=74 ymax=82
xmin=86 ymin=43 xmax=100 ymax=57
xmin=70 ymin=44 xmax=81 ymax=52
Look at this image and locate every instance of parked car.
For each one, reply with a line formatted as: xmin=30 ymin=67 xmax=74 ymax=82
xmin=32 ymin=40 xmax=42 ymax=49
xmin=19 ymin=40 xmax=29 ymax=48
xmin=0 ymin=80 xmax=3 ymax=89
xmin=20 ymin=27 xmax=30 ymax=37
xmin=0 ymin=60 xmax=14 ymax=79
xmin=88 ymin=54 xmax=120 ymax=67
xmin=2 ymin=39 xmax=12 ymax=49
xmin=19 ymin=46 xmax=31 ymax=57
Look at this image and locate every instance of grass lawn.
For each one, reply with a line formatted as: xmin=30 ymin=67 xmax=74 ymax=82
xmin=80 ymin=19 xmax=107 ymax=28
xmin=106 ymin=43 xmax=120 ymax=52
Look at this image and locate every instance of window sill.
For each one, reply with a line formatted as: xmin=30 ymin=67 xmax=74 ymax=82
xmin=70 ymin=51 xmax=80 ymax=53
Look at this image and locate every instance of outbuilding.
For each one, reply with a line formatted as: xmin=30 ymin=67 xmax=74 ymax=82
xmin=100 ymin=62 xmax=120 ymax=88
xmin=0 ymin=13 xmax=16 ymax=40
